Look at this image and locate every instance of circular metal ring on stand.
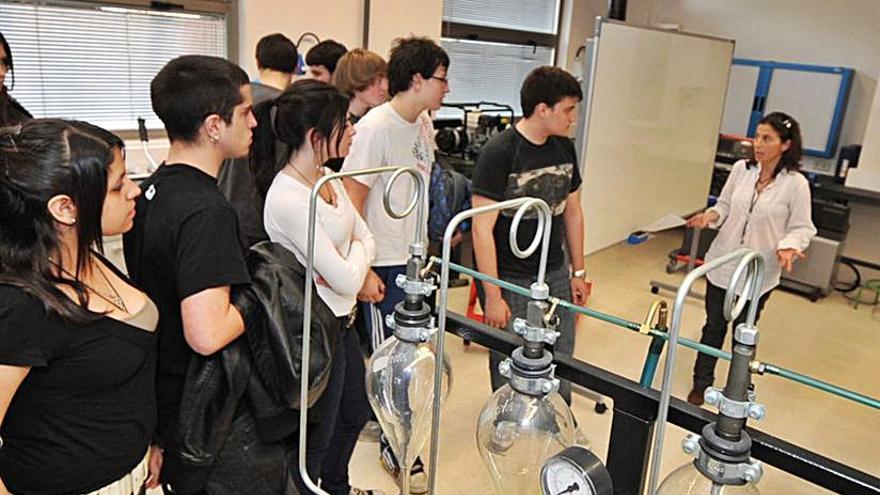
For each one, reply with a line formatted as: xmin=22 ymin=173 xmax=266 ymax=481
xmin=383 ymin=167 xmax=422 ymax=219
xmin=509 ymin=198 xmax=547 ymax=259
xmin=723 ymin=253 xmax=760 ymax=322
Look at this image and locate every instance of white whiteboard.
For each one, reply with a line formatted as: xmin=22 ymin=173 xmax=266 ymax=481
xmin=579 ymin=21 xmax=734 ymax=254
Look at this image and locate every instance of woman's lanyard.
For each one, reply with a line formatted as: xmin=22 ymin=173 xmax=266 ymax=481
xmin=740 ymin=186 xmax=762 ymax=245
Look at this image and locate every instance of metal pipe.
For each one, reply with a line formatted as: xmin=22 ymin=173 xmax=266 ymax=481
xmin=639 ymin=335 xmax=665 ymax=388
xmin=723 ymin=252 xmax=764 ymax=325
xmin=716 ymin=253 xmax=765 ymax=440
xmin=300 ymin=166 xmax=424 ymax=495
xmin=763 ymin=365 xmax=880 ymax=409
xmin=646 ymin=248 xmax=760 ymax=495
xmin=638 ymin=301 xmax=668 ymax=388
xmin=428 ymin=197 xmax=552 ymax=494
xmin=434 ymin=258 xmax=880 ymax=409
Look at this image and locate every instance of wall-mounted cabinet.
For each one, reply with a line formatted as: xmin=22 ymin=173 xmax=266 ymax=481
xmin=721 ymin=58 xmax=853 ymax=158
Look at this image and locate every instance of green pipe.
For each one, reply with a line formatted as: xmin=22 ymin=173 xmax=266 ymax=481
xmin=639 ymin=335 xmax=666 ymax=388
xmin=437 ymin=258 xmax=880 ymax=411
xmin=437 ymin=258 xmax=641 ymax=331
xmin=647 ymin=330 xmax=732 ymax=361
xmin=764 ymin=365 xmax=880 ymax=409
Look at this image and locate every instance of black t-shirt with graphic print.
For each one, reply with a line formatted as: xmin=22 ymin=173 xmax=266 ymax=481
xmin=472 ymin=127 xmax=582 ymax=278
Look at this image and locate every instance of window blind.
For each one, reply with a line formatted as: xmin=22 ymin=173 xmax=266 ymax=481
xmin=0 ymin=1 xmax=226 ymax=131
xmin=443 ymin=0 xmax=560 ymax=35
xmin=440 ymin=38 xmax=554 ymax=117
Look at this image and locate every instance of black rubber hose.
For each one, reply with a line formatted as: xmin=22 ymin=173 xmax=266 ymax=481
xmin=834 ymin=259 xmax=861 ymax=293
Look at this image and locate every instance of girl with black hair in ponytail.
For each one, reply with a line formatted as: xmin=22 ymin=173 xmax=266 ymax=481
xmin=685 ymin=112 xmax=817 ymax=406
xmin=0 ymin=119 xmax=162 ymax=495
xmin=253 ymin=79 xmax=383 ymax=495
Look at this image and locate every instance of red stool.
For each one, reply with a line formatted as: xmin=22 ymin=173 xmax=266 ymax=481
xmin=466 ymin=279 xmax=484 ymax=323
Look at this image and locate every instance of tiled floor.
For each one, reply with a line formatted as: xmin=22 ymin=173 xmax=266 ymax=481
xmin=349 ymin=230 xmax=880 ymax=494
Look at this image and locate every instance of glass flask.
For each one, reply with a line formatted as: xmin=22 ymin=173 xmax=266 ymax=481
xmin=366 ymin=335 xmax=451 ymax=472
xmin=476 ymin=384 xmax=576 ymax=495
xmin=657 ymin=462 xmax=760 ymax=495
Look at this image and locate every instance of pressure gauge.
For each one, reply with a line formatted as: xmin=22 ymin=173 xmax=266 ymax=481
xmin=541 ymin=446 xmax=613 ymax=495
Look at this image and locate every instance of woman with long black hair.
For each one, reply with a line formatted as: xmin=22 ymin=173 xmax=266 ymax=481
xmin=0 ymin=31 xmax=32 ymax=128
xmin=253 ymin=79 xmax=382 ymax=495
xmin=0 ymin=119 xmax=160 ymax=494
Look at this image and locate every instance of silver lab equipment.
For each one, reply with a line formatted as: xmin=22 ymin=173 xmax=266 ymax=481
xmin=649 ymin=248 xmax=767 ymax=494
xmin=365 ymin=168 xmax=452 ymax=495
xmin=432 ymin=198 xmax=596 ymax=495
xmin=299 ymin=166 xmax=427 ymax=495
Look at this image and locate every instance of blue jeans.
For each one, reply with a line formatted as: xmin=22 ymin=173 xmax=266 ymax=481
xmin=358 ymin=265 xmax=408 ymax=352
xmin=286 ymin=322 xmax=370 ymax=495
xmin=319 ymin=329 xmax=371 ymax=494
xmin=477 ymin=264 xmax=575 ymax=404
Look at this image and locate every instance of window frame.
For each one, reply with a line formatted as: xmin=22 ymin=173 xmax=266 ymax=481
xmin=441 ymin=0 xmax=565 ymax=66
xmin=1 ymin=0 xmax=237 ymax=138
xmin=439 ymin=0 xmax=566 ymax=117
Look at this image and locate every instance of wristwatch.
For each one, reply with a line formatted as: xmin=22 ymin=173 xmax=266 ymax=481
xmin=573 ymin=269 xmax=587 ymax=279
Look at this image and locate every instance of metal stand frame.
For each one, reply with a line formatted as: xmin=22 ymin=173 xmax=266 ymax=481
xmin=431 ymin=197 xmax=554 ymax=494
xmin=647 ymin=248 xmax=766 ymax=493
xmin=442 ymin=311 xmax=880 ymax=495
xmin=300 ymin=166 xmax=427 ymax=495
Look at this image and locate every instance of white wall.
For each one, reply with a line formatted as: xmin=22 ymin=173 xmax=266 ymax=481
xmin=238 ymin=0 xmax=364 ymax=77
xmin=559 ymin=0 xmax=606 ymax=74
xmin=626 ymin=0 xmax=880 ymax=172
xmin=368 ymin=0 xmax=443 ymax=59
xmin=237 ymin=0 xmax=442 ymax=79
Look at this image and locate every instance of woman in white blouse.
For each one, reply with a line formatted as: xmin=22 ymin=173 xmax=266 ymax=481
xmin=251 ymin=79 xmax=382 ymax=495
xmin=685 ymin=112 xmax=816 ymax=406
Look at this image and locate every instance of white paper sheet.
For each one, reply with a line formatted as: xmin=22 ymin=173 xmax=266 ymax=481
xmin=642 ymin=213 xmax=687 ymax=233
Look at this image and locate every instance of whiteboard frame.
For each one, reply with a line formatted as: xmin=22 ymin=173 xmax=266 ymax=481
xmin=575 ymin=17 xmax=735 ymax=255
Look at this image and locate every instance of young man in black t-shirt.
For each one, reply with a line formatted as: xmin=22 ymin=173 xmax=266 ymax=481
xmin=471 ymin=66 xmax=587 ymax=404
xmin=123 ymin=55 xmax=272 ymax=494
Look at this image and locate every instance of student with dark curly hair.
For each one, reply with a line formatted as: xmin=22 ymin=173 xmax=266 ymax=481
xmin=341 ymin=36 xmax=450 ymax=494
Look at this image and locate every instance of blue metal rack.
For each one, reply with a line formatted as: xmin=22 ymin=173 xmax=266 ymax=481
xmin=732 ymin=58 xmax=854 ymax=158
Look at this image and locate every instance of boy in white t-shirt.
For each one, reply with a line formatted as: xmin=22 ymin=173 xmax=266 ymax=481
xmin=341 ymin=36 xmax=449 ymax=494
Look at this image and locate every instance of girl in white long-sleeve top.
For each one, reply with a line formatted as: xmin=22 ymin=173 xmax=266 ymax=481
xmin=251 ymin=78 xmax=383 ymax=495
xmin=685 ymin=112 xmax=817 ymax=406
